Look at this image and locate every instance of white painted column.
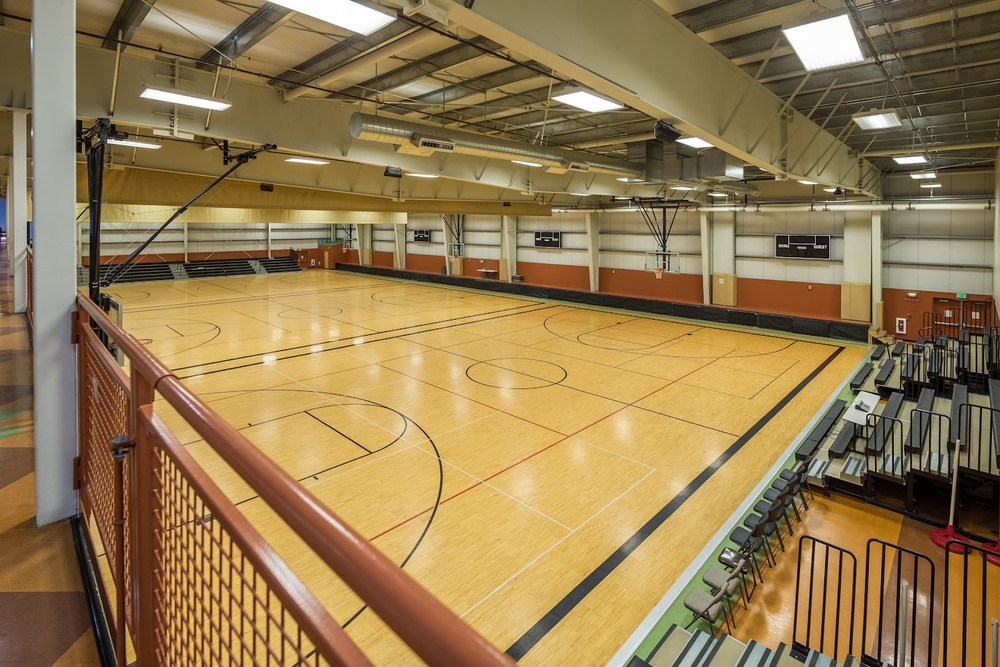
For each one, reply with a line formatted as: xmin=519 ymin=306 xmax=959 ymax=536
xmin=31 ymin=0 xmax=79 ymax=525
xmin=266 ymin=222 xmax=272 ymax=259
xmin=183 ymin=221 xmax=190 ymax=262
xmin=994 ymin=149 xmax=1000 ymax=304
xmin=393 ymin=223 xmax=406 ymax=270
xmin=871 ymin=210 xmax=883 ymax=328
xmin=357 ymin=224 xmax=372 ymax=266
xmin=500 ymin=214 xmax=518 ymax=281
xmin=10 ymin=110 xmax=28 ymax=312
xmin=584 ymin=213 xmax=600 ymax=292
xmin=699 ymin=212 xmax=712 ymax=304
xmin=842 ymin=212 xmax=873 ymax=323
xmin=442 ymin=215 xmax=457 ymax=275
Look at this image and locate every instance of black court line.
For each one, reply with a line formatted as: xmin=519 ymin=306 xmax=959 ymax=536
xmin=304 ymin=410 xmax=372 ymax=454
xmin=506 ymin=345 xmax=845 ymax=661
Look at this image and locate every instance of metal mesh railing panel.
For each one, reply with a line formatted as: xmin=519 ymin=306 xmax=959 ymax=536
xmin=151 ymin=434 xmax=331 ymax=666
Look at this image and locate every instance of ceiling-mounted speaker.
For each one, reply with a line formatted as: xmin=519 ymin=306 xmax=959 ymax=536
xmin=653 ymin=120 xmax=680 ymax=144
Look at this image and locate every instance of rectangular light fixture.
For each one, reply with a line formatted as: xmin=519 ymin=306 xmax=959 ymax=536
xmin=677 ymin=137 xmax=713 ymax=149
xmin=271 ymin=0 xmax=395 ymax=36
xmin=798 ymin=180 xmax=817 ymax=185
xmin=140 ymin=84 xmax=231 ymax=111
xmin=851 ymin=108 xmax=902 ymax=130
xmin=910 ymin=171 xmax=937 ymax=180
xmin=920 ymin=182 xmax=942 ymax=189
xmin=823 ymin=187 xmax=838 ymax=193
xmin=672 ymin=185 xmax=697 ymax=191
xmin=782 ymin=11 xmax=864 ymax=71
xmin=285 ymin=157 xmax=329 ymax=165
xmin=552 ymin=89 xmax=624 ymax=113
xmin=707 ymin=192 xmax=728 ymax=198
xmin=893 ymin=155 xmax=928 ymax=165
xmin=407 ymin=173 xmax=439 ymax=178
xmin=617 ymin=177 xmax=641 ymax=183
xmin=107 ymin=138 xmax=161 ymax=150
xmin=512 ymin=160 xmax=543 ymax=167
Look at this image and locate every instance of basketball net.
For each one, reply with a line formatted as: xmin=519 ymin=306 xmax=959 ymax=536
xmin=654 ymin=268 xmax=664 ymax=280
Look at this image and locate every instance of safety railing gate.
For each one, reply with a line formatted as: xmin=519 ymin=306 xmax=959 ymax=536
xmin=793 ymin=536 xmax=858 ymax=661
xmin=943 ymin=541 xmax=1000 ymax=667
xmin=862 ymin=539 xmax=935 ymax=667
xmin=960 ymin=403 xmax=1000 ymax=477
xmin=74 ymin=295 xmax=514 ymax=667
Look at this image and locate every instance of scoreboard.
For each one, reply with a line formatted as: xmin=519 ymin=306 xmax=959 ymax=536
xmin=775 ymin=234 xmax=831 ymax=260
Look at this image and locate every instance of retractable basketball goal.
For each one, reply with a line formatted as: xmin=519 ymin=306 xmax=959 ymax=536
xmin=644 ymin=251 xmax=680 ymax=279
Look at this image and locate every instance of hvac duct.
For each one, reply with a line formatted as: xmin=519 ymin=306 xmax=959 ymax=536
xmin=348 ymin=112 xmax=644 ymax=178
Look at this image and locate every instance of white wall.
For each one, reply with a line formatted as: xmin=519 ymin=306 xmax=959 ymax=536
xmin=883 ymin=208 xmax=993 ymax=294
xmin=518 ymin=213 xmax=588 ymax=265
xmin=462 ymin=214 xmax=501 ymax=260
xmin=406 ymin=213 xmax=445 ymax=256
xmin=598 ymin=208 xmax=702 ymax=273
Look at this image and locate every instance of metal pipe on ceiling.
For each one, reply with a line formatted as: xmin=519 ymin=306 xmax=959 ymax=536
xmin=348 ymin=112 xmax=645 ymax=177
xmin=864 ymin=141 xmax=1000 ymax=156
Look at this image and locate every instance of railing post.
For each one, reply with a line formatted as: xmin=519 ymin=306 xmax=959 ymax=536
xmin=991 ymin=618 xmax=998 ymax=667
xmin=131 ymin=372 xmax=158 ymax=665
xmin=110 ymin=435 xmax=135 ymax=666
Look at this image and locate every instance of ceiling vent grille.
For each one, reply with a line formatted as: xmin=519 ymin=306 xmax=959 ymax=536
xmin=413 ymin=136 xmax=456 ymax=152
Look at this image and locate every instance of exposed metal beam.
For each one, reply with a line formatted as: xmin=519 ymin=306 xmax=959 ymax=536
xmin=407 ymin=64 xmax=542 ymax=110
xmin=196 ymin=3 xmax=293 ymax=70
xmin=864 ymin=140 xmax=1000 ymax=157
xmin=674 ymin=0 xmax=798 ymax=34
xmin=102 ymin=0 xmax=155 ymax=50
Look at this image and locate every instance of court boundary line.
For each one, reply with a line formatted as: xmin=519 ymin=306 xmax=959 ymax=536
xmin=505 ymin=345 xmax=845 ymax=661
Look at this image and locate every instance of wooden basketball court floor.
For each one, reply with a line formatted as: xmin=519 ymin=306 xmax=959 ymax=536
xmin=105 ymin=269 xmax=869 ymax=666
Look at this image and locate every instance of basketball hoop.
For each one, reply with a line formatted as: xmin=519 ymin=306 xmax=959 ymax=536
xmin=653 ymin=268 xmax=664 ymax=280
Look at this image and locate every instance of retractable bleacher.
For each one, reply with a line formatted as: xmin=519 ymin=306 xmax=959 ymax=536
xmin=904 ymin=387 xmax=935 ymax=453
xmin=867 ymin=392 xmax=904 ymax=454
xmin=795 ymin=399 xmax=847 ymax=461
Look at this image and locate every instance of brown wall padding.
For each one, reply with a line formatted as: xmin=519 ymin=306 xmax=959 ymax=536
xmin=599 ymin=267 xmax=703 ymax=304
xmin=405 ymin=254 xmax=446 ymax=274
xmin=738 ymin=277 xmax=842 ymax=320
xmin=515 ymin=261 xmax=590 ymax=291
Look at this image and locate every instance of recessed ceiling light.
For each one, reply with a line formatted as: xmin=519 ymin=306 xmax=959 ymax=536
xmin=782 ymin=11 xmax=864 ymax=71
xmin=799 ymin=180 xmax=817 ymax=185
xmin=707 ymin=192 xmax=728 ymax=198
xmin=893 ymin=155 xmax=928 ymax=165
xmin=270 ymin=0 xmax=395 ymax=36
xmin=910 ymin=171 xmax=937 ymax=180
xmin=920 ymin=182 xmax=942 ymax=189
xmin=552 ymin=89 xmax=624 ymax=113
xmin=107 ymin=138 xmax=161 ymax=150
xmin=512 ymin=160 xmax=543 ymax=167
xmin=285 ymin=157 xmax=329 ymax=165
xmin=140 ymin=84 xmax=231 ymax=111
xmin=407 ymin=173 xmax=439 ymax=178
xmin=851 ymin=109 xmax=902 ymax=130
xmin=677 ymin=137 xmax=713 ymax=149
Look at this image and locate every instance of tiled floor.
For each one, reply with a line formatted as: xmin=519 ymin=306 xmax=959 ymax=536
xmin=0 ymin=246 xmax=99 ymax=665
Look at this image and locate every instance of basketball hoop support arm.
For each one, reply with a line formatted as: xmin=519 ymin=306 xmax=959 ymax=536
xmin=103 ymin=141 xmax=276 ymax=287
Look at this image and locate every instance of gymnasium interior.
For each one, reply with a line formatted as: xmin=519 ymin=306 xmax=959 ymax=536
xmin=2 ymin=0 xmax=1000 ymax=665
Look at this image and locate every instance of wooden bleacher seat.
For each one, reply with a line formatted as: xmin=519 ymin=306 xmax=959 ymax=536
xmin=795 ymin=399 xmax=847 ymax=461
xmin=948 ymin=384 xmax=967 ymax=446
xmin=850 ymin=363 xmax=873 ymax=392
xmin=904 ymin=387 xmax=935 ymax=453
xmin=867 ymin=392 xmax=904 ymax=454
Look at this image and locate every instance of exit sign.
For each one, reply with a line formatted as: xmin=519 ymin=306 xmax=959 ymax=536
xmin=957 ymin=292 xmax=967 ymax=299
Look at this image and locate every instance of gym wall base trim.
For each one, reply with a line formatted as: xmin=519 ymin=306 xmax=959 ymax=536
xmin=335 ymin=263 xmax=868 ymax=342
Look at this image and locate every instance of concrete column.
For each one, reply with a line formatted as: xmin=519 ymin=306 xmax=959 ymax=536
xmin=10 ymin=110 xmax=28 ymax=312
xmin=357 ymin=224 xmax=372 ymax=266
xmin=871 ymin=210 xmax=883 ymax=329
xmin=699 ymin=212 xmax=711 ymax=304
xmin=842 ymin=212 xmax=873 ymax=323
xmin=31 ymin=0 xmax=79 ymax=525
xmin=500 ymin=214 xmax=518 ymax=281
xmin=584 ymin=213 xmax=599 ymax=291
xmin=393 ymin=223 xmax=406 ymax=270
xmin=710 ymin=211 xmax=737 ymax=306
xmin=266 ymin=222 xmax=272 ymax=259
xmin=183 ymin=221 xmax=190 ymax=262
xmin=442 ymin=215 xmax=457 ymax=275
xmin=994 ymin=149 xmax=1000 ymax=304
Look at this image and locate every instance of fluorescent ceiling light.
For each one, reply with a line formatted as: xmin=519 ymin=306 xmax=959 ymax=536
xmin=512 ymin=160 xmax=543 ymax=167
xmin=407 ymin=173 xmax=439 ymax=178
xmin=823 ymin=187 xmax=838 ymax=193
xmin=910 ymin=171 xmax=937 ymax=180
xmin=893 ymin=155 xmax=928 ymax=165
xmin=677 ymin=137 xmax=713 ymax=149
xmin=798 ymin=180 xmax=817 ymax=185
xmin=552 ymin=89 xmax=624 ymax=113
xmin=672 ymin=185 xmax=697 ymax=191
xmin=107 ymin=138 xmax=161 ymax=150
xmin=920 ymin=182 xmax=942 ymax=189
xmin=571 ymin=192 xmax=591 ymax=196
xmin=851 ymin=108 xmax=902 ymax=130
xmin=617 ymin=177 xmax=641 ymax=183
xmin=270 ymin=0 xmax=395 ymax=36
xmin=782 ymin=11 xmax=864 ymax=71
xmin=285 ymin=157 xmax=329 ymax=165
xmin=707 ymin=192 xmax=728 ymax=198
xmin=140 ymin=84 xmax=231 ymax=111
